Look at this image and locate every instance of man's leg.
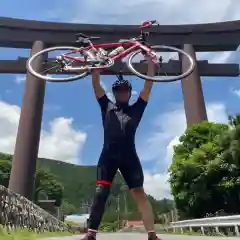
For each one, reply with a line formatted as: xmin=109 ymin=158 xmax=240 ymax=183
xmin=131 ymin=187 xmax=157 ymax=236
xmin=82 ymin=157 xmax=117 ymax=240
xmin=120 ymin=157 xmax=160 ymax=240
xmin=87 ymin=183 xmax=111 ymax=231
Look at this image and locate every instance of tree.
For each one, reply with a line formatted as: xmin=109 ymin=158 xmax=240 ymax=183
xmin=61 ymin=200 xmax=77 ymax=215
xmin=215 ymin=125 xmax=240 ymax=214
xmin=169 ymin=121 xmax=230 ymax=218
xmin=0 ymin=153 xmax=11 ymax=161
xmin=0 ymin=159 xmax=11 ymax=187
xmin=34 ymin=167 xmax=64 ymax=206
xmin=0 ymin=157 xmax=64 ymax=207
xmin=229 ymin=114 xmax=240 ymax=127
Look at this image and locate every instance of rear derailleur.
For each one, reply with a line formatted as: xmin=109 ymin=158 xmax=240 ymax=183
xmin=55 ymin=55 xmax=71 ymax=71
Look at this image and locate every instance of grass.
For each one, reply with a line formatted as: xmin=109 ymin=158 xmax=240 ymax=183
xmin=0 ymin=226 xmax=75 ymax=240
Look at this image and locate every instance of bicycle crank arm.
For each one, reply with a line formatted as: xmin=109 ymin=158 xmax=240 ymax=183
xmin=64 ymin=66 xmax=90 ymax=72
xmin=64 ymin=65 xmax=110 ymax=72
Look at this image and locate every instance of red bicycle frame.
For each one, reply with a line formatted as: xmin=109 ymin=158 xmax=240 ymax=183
xmin=94 ymin=41 xmax=151 ymax=61
xmin=62 ymin=20 xmax=158 ymax=70
xmin=62 ymin=40 xmax=155 ymax=71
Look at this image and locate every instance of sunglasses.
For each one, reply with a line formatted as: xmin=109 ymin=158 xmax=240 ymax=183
xmin=114 ymin=86 xmax=131 ymax=91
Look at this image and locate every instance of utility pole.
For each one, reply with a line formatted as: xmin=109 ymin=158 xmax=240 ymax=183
xmin=123 ymin=192 xmax=128 ymax=216
xmin=117 ymin=195 xmax=120 ymax=228
xmin=121 ymin=185 xmax=128 ymax=220
xmin=80 ymin=201 xmax=91 ymax=214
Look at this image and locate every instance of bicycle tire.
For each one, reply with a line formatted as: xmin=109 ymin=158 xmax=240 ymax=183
xmin=127 ymin=45 xmax=195 ymax=82
xmin=27 ymin=46 xmax=90 ymax=82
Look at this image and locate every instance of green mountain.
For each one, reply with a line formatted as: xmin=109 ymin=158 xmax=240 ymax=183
xmin=0 ymin=152 xmax=174 ymax=221
xmin=37 ymin=158 xmax=174 ymax=220
xmin=37 ymin=158 xmax=125 ymax=211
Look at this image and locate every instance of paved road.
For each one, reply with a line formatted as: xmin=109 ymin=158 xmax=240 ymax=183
xmin=47 ymin=233 xmax=238 ymax=240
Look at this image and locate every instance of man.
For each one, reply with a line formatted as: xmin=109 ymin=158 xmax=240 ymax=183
xmin=82 ymin=61 xmax=161 ymax=240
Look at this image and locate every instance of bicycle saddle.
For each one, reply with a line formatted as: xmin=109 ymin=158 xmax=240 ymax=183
xmin=75 ymin=33 xmax=101 ymax=40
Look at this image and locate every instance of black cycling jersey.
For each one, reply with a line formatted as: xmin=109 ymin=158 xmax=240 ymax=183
xmin=98 ymin=94 xmax=147 ymax=150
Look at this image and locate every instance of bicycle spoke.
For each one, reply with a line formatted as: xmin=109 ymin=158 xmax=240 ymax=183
xmin=42 ymin=63 xmax=60 ymax=73
xmin=127 ymin=45 xmax=195 ymax=82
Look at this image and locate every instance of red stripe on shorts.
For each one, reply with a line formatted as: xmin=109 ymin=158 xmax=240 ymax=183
xmin=96 ymin=180 xmax=112 ymax=185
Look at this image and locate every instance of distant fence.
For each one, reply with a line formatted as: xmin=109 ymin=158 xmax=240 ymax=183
xmin=119 ymin=209 xmax=179 ymax=233
xmin=0 ymin=185 xmax=72 ymax=233
xmin=158 ymin=208 xmax=179 ymax=226
xmin=171 ymin=215 xmax=240 ymax=236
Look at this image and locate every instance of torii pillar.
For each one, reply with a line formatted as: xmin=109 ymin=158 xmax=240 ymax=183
xmin=8 ymin=41 xmax=46 ymax=200
xmin=180 ymin=44 xmax=208 ymax=127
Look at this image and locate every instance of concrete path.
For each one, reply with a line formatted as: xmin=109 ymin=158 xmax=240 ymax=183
xmin=46 ymin=233 xmax=238 ymax=240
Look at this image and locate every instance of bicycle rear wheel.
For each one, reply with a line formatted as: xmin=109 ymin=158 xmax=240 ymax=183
xmin=127 ymin=45 xmax=195 ymax=82
xmin=27 ymin=46 xmax=92 ymax=82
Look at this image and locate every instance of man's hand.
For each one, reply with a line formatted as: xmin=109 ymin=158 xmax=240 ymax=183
xmin=139 ymin=58 xmax=154 ymax=102
xmin=92 ymin=69 xmax=105 ymax=99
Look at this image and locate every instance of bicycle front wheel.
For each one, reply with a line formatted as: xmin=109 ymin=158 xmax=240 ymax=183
xmin=127 ymin=45 xmax=195 ymax=82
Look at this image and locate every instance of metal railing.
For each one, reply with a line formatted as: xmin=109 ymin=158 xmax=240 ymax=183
xmin=171 ymin=215 xmax=240 ymax=236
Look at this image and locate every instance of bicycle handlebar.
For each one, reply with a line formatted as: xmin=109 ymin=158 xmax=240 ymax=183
xmin=140 ymin=20 xmax=158 ymax=29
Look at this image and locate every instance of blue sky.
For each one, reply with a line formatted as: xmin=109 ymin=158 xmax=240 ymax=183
xmin=0 ymin=0 xmax=239 ymax=199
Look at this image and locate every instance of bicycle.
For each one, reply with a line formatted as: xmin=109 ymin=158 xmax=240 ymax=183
xmin=27 ymin=20 xmax=195 ymax=82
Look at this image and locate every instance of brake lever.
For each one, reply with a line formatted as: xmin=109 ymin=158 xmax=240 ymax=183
xmin=151 ymin=20 xmax=160 ymax=27
xmin=140 ymin=20 xmax=159 ymax=30
xmin=150 ymin=20 xmax=157 ymax=24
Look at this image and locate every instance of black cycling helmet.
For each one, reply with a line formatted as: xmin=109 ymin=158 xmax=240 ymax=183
xmin=112 ymin=79 xmax=132 ymax=92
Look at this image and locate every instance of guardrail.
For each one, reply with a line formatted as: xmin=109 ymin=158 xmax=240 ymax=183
xmin=171 ymin=215 xmax=240 ymax=236
xmin=0 ymin=185 xmax=72 ymax=233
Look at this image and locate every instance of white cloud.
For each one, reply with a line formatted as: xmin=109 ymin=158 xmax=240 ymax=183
xmin=142 ymin=102 xmax=229 ymax=200
xmin=100 ymin=80 xmax=107 ymax=91
xmin=197 ymin=51 xmax=233 ymax=64
xmin=231 ymin=88 xmax=240 ymax=98
xmin=50 ymin=0 xmax=240 ymax=65
xmin=144 ymin=172 xmax=171 ymax=200
xmin=66 ymin=0 xmax=240 ymax=25
xmin=14 ymin=74 xmax=55 ymax=84
xmin=209 ymin=52 xmax=234 ymax=63
xmin=106 ymin=92 xmax=114 ymax=102
xmin=100 ymin=80 xmax=114 ymax=101
xmin=0 ymin=100 xmax=87 ymax=164
xmin=39 ymin=117 xmax=87 ymax=163
xmin=15 ymin=75 xmax=26 ymax=84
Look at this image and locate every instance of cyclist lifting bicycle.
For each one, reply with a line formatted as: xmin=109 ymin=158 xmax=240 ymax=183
xmin=81 ymin=59 xmax=160 ymax=240
xmin=26 ymin=20 xmax=196 ymax=240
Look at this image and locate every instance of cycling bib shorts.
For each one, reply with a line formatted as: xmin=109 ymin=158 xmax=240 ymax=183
xmin=96 ymin=94 xmax=148 ymax=189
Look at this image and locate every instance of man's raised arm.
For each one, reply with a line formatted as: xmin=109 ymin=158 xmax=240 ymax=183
xmin=92 ymin=69 xmax=105 ymax=99
xmin=91 ymin=69 xmax=111 ymax=111
xmin=139 ymin=59 xmax=154 ymax=102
